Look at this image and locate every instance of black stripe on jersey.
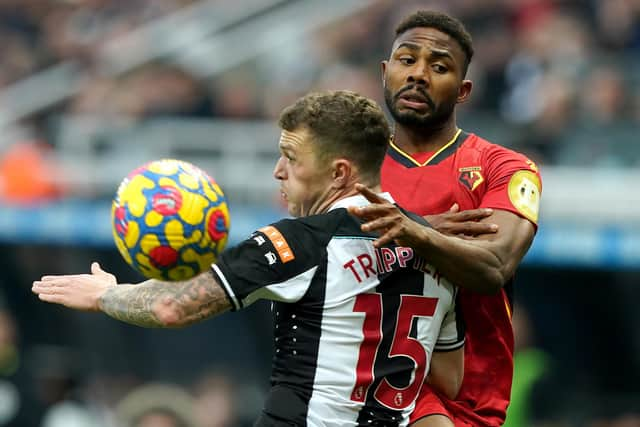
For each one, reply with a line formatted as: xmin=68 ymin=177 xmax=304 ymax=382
xmin=259 ymin=243 xmax=329 ymax=426
xmin=454 ymin=289 xmax=466 ymax=346
xmin=387 ymin=131 xmax=469 ymax=168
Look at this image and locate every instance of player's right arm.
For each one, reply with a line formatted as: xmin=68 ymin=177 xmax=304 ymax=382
xmin=424 ymin=203 xmax=497 ymax=237
xmin=32 ymin=262 xmax=232 ymax=328
xmin=349 ymin=184 xmax=537 ymax=294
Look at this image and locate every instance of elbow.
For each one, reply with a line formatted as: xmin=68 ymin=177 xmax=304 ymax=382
xmin=428 ymin=371 xmax=463 ymax=401
xmin=441 ymin=373 xmax=463 ymax=401
xmin=474 ymin=268 xmax=508 ymax=295
xmin=153 ymin=298 xmax=187 ymax=328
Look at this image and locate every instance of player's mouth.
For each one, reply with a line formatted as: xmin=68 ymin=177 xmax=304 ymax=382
xmin=398 ymin=92 xmax=431 ymax=110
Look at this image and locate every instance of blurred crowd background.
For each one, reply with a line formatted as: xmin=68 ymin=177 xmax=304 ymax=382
xmin=0 ymin=0 xmax=638 ymax=426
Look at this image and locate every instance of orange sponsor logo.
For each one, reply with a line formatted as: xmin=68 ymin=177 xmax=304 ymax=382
xmin=259 ymin=226 xmax=295 ymax=263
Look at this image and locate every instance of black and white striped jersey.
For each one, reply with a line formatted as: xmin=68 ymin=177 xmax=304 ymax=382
xmin=212 ymin=194 xmax=464 ymax=427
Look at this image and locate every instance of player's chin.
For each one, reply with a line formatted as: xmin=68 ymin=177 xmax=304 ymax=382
xmin=395 ymin=111 xmax=433 ymax=126
xmin=394 ymin=105 xmax=430 ymax=118
xmin=396 ymin=102 xmax=430 ymax=114
xmin=287 ymin=203 xmax=299 ymax=217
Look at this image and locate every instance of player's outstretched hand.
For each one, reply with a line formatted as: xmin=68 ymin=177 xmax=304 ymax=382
xmin=32 ymin=262 xmax=117 ymax=311
xmin=425 ymin=203 xmax=498 ymax=237
xmin=348 ymin=183 xmax=428 ymax=248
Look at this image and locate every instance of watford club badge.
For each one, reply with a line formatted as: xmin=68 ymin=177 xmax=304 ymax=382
xmin=459 ymin=166 xmax=484 ymax=191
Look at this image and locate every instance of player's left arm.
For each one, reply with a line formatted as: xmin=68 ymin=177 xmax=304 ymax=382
xmin=427 ymin=347 xmax=464 ymax=400
xmin=426 ymin=285 xmax=465 ymax=400
xmin=32 ymin=262 xmax=231 ymax=328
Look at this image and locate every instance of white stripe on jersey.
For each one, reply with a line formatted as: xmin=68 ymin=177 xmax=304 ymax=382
xmin=212 ymin=264 xmax=240 ymax=310
xmin=306 ymin=238 xmax=381 ymax=425
xmin=241 ymin=266 xmax=318 ymax=307
xmin=416 ymin=277 xmax=458 ymax=359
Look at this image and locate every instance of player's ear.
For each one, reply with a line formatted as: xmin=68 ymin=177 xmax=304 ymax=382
xmin=457 ymin=79 xmax=472 ymax=104
xmin=331 ymin=159 xmax=352 ymax=189
xmin=381 ymin=61 xmax=388 ymax=86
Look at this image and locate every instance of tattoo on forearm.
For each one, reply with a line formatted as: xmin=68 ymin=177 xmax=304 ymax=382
xmin=99 ymin=270 xmax=231 ymax=328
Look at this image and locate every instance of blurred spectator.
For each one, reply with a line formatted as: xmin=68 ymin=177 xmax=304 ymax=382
xmin=0 ymin=293 xmax=42 ymax=426
xmin=30 ymin=345 xmax=105 ymax=427
xmin=0 ymin=140 xmax=65 ymax=205
xmin=115 ymin=383 xmax=197 ymax=427
xmin=594 ymin=0 xmax=640 ymax=50
xmin=0 ymin=0 xmax=637 ymax=167
xmin=512 ymin=72 xmax=577 ymax=164
xmin=579 ymin=66 xmax=627 ymax=124
xmin=192 ymin=370 xmax=237 ymax=427
xmin=70 ymin=64 xmax=215 ymax=119
xmin=589 ymin=414 xmax=640 ymax=427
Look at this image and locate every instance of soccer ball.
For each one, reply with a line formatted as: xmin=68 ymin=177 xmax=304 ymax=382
xmin=111 ymin=159 xmax=230 ymax=281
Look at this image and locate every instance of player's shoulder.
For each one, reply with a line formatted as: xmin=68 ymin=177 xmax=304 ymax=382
xmin=462 ymin=132 xmax=538 ymax=169
xmin=269 ymin=209 xmax=357 ymax=243
xmin=462 ymin=132 xmax=515 ymax=154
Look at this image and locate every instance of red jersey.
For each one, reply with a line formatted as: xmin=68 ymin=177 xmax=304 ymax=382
xmin=381 ymin=130 xmax=542 ymax=426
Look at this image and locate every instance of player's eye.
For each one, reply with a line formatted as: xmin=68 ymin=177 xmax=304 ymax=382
xmin=432 ymin=64 xmax=448 ymax=73
xmin=399 ymin=56 xmax=415 ymax=65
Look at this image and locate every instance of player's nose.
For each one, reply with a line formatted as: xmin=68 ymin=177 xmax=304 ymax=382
xmin=273 ymin=156 xmax=287 ymax=180
xmin=406 ymin=62 xmax=429 ymax=86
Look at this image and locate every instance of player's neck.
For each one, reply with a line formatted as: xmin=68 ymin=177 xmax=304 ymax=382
xmin=392 ymin=119 xmax=459 ymax=154
xmin=309 ymin=182 xmax=381 ymax=215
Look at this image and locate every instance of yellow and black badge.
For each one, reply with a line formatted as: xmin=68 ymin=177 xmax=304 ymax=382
xmin=507 ymin=170 xmax=541 ymax=223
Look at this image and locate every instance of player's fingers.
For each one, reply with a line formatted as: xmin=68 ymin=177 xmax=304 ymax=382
xmin=350 ymin=204 xmax=396 ymax=221
xmin=455 ymin=208 xmax=493 ymax=221
xmin=373 ymin=232 xmax=395 ymax=248
xmin=354 ymin=183 xmax=386 ymax=204
xmin=37 ymin=293 xmax=65 ymax=305
xmin=347 ymin=205 xmax=368 ymax=218
xmin=372 ymin=223 xmax=406 ymax=248
xmin=91 ymin=262 xmax=101 ymax=274
xmin=361 ymin=217 xmax=396 ymax=233
xmin=448 ymin=203 xmax=460 ymax=213
xmin=40 ymin=274 xmax=87 ymax=282
xmin=462 ymin=222 xmax=498 ymax=234
xmin=32 ymin=281 xmax=57 ymax=293
xmin=91 ymin=262 xmax=113 ymax=278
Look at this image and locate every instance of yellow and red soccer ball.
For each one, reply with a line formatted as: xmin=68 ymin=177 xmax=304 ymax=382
xmin=112 ymin=159 xmax=230 ymax=281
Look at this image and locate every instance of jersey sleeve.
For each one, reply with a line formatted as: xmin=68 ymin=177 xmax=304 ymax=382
xmin=479 ymin=145 xmax=542 ymax=226
xmin=211 ymin=218 xmax=325 ymax=311
xmin=434 ymin=288 xmax=465 ymax=352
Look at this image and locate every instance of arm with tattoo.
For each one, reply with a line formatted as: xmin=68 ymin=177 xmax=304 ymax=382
xmin=99 ymin=270 xmax=232 ymax=328
xmin=32 ymin=262 xmax=232 ymax=329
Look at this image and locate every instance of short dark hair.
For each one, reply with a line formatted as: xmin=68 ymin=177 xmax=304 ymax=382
xmin=278 ymin=90 xmax=390 ymax=184
xmin=395 ymin=10 xmax=474 ymax=76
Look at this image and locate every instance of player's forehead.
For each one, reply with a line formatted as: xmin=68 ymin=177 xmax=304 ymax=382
xmin=278 ymin=128 xmax=314 ymax=153
xmin=392 ymin=27 xmax=462 ymax=59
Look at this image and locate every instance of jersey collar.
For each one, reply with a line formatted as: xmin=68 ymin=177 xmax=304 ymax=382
xmin=329 ymin=192 xmax=396 ymax=212
xmin=388 ymin=128 xmax=467 ymax=168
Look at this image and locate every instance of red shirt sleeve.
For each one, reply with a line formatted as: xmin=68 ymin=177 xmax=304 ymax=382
xmin=478 ymin=145 xmax=542 ymax=226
